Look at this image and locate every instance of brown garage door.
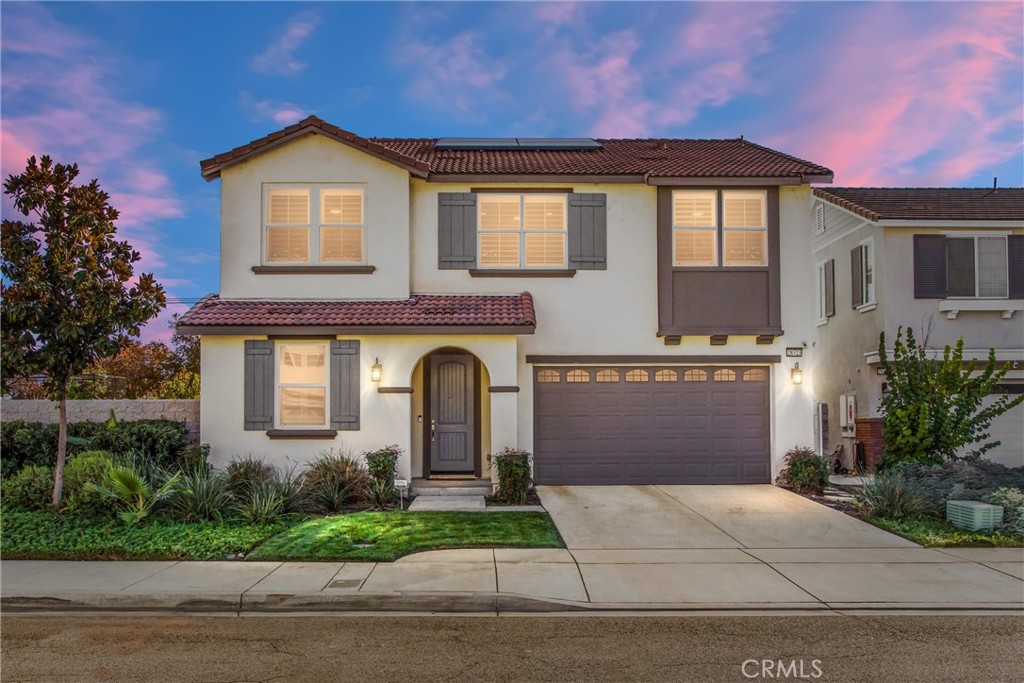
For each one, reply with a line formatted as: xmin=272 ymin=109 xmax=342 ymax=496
xmin=533 ymin=366 xmax=771 ymax=485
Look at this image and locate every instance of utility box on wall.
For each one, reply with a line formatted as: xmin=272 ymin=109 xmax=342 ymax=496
xmin=839 ymin=394 xmax=857 ymax=437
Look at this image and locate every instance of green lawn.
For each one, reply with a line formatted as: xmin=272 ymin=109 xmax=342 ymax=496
xmin=0 ymin=510 xmax=289 ymax=561
xmin=246 ymin=511 xmax=564 ymax=562
xmin=870 ymin=516 xmax=1024 ymax=548
xmin=0 ymin=510 xmax=565 ymax=562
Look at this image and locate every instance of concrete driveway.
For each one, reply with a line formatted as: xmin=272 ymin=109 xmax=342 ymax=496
xmin=537 ymin=484 xmax=917 ymax=550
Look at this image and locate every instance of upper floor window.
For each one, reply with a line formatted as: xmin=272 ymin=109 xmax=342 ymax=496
xmin=672 ymin=190 xmax=767 ymax=267
xmin=478 ymin=194 xmax=567 ymax=268
xmin=948 ymin=236 xmax=1008 ymax=298
xmin=852 ymin=238 xmax=875 ymax=308
xmin=265 ymin=185 xmax=365 ymax=264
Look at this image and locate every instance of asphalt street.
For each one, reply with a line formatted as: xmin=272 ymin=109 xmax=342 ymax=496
xmin=1 ymin=614 xmax=1022 ymax=682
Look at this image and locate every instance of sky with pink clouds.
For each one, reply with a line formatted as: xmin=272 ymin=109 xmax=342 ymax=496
xmin=2 ymin=1 xmax=1022 ymax=340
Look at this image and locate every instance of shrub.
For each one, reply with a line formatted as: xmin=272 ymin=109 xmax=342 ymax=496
xmin=983 ymin=487 xmax=1024 ymax=536
xmin=178 ymin=443 xmax=211 ymax=472
xmin=86 ymin=465 xmax=181 ymax=525
xmin=365 ymin=445 xmax=401 ymax=489
xmin=891 ymin=460 xmax=1024 ymax=516
xmin=63 ymin=451 xmax=116 ymax=516
xmin=877 ymin=327 xmax=1024 ymax=466
xmin=855 ymin=471 xmax=928 ymax=520
xmin=169 ymin=466 xmax=230 ymax=522
xmin=304 ymin=449 xmax=368 ymax=513
xmin=775 ymin=446 xmax=830 ymax=495
xmin=232 ymin=479 xmax=286 ymax=525
xmin=488 ymin=448 xmax=532 ymax=505
xmin=225 ymin=456 xmax=276 ymax=496
xmin=0 ymin=418 xmax=191 ymax=477
xmin=1 ymin=465 xmax=54 ymax=511
xmin=276 ymin=464 xmax=310 ymax=514
xmin=367 ymin=478 xmax=396 ymax=510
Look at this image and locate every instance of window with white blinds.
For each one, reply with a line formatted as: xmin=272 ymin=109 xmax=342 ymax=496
xmin=478 ymin=194 xmax=567 ymax=268
xmin=265 ymin=185 xmax=365 ymax=264
xmin=672 ymin=190 xmax=768 ymax=267
xmin=277 ymin=342 xmax=328 ymax=427
xmin=947 ymin=236 xmax=1009 ymax=298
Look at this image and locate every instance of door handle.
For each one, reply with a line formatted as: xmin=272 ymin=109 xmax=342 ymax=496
xmin=431 ymin=419 xmax=436 ymax=442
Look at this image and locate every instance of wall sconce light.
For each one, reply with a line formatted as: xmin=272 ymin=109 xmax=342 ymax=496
xmin=791 ymin=363 xmax=803 ymax=385
xmin=370 ymin=358 xmax=383 ymax=383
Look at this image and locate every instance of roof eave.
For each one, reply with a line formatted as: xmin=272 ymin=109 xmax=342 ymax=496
xmin=176 ymin=324 xmax=536 ymax=336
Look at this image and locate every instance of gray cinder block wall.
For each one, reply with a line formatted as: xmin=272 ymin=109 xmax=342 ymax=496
xmin=0 ymin=399 xmax=200 ymax=438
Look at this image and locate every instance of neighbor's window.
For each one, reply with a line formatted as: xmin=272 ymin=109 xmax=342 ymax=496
xmin=277 ymin=343 xmax=328 ymax=427
xmin=947 ymin=236 xmax=1008 ymax=298
xmin=265 ymin=185 xmax=365 ymax=264
xmin=854 ymin=238 xmax=875 ymax=307
xmin=672 ymin=190 xmax=768 ymax=267
xmin=479 ymin=194 xmax=567 ymax=268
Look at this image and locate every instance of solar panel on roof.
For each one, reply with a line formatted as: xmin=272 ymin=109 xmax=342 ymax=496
xmin=434 ymin=137 xmax=603 ymax=151
xmin=516 ymin=138 xmax=603 ymax=150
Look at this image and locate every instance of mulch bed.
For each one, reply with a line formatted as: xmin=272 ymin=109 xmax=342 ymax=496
xmin=485 ymin=489 xmax=543 ymax=507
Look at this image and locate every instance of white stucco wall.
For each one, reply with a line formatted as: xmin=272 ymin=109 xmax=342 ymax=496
xmin=218 ymin=134 xmax=411 ymax=300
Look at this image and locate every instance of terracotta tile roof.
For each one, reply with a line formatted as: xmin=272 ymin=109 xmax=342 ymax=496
xmin=814 ymin=187 xmax=1024 ymax=222
xmin=176 ymin=293 xmax=536 ymax=331
xmin=200 ymin=116 xmax=832 ymax=181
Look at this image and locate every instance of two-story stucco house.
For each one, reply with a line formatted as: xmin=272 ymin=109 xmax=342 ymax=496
xmin=810 ymin=187 xmax=1024 ymax=468
xmin=177 ymin=116 xmax=834 ymax=485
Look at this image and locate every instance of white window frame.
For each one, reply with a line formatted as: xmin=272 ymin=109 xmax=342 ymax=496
xmin=857 ymin=237 xmax=876 ymax=309
xmin=945 ymin=234 xmax=1009 ymax=300
xmin=672 ymin=189 xmax=768 ymax=267
xmin=816 ymin=260 xmax=829 ymax=325
xmin=477 ymin=193 xmax=568 ymax=269
xmin=275 ymin=341 xmax=329 ymax=429
xmin=263 ymin=184 xmax=366 ymax=265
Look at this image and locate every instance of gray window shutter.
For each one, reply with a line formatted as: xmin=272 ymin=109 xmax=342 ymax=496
xmin=946 ymin=238 xmax=976 ymax=297
xmin=437 ymin=193 xmax=477 ymax=269
xmin=568 ymin=193 xmax=607 ymax=270
xmin=330 ymin=340 xmax=360 ymax=431
xmin=243 ymin=340 xmax=274 ymax=430
xmin=913 ymin=235 xmax=947 ymax=299
xmin=850 ymin=245 xmax=863 ymax=309
xmin=1009 ymin=235 xmax=1024 ymax=299
xmin=824 ymin=259 xmax=835 ymax=318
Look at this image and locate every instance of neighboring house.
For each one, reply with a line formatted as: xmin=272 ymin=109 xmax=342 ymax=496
xmin=177 ymin=116 xmax=833 ymax=485
xmin=810 ymin=187 xmax=1024 ymax=468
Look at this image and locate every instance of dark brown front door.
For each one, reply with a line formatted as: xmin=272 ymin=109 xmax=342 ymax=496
xmin=429 ymin=353 xmax=476 ymax=473
xmin=533 ymin=365 xmax=771 ymax=485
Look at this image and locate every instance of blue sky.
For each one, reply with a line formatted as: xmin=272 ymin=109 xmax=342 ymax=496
xmin=2 ymin=1 xmax=1022 ymax=339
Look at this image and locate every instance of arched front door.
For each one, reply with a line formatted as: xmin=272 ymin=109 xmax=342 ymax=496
xmin=427 ymin=351 xmax=478 ymax=474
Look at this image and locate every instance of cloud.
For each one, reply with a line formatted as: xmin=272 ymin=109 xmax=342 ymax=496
xmin=762 ymin=3 xmax=1023 ymax=186
xmin=533 ymin=2 xmax=586 ymax=26
xmin=239 ymin=91 xmax=308 ymax=124
xmin=250 ymin=11 xmax=320 ymax=76
xmin=1 ymin=3 xmax=185 ymax=339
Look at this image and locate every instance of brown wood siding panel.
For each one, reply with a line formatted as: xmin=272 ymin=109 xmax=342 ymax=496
xmin=913 ymin=234 xmax=947 ymax=299
xmin=329 ymin=340 xmax=360 ymax=430
xmin=243 ymin=340 xmax=274 ymax=430
xmin=658 ymin=187 xmax=781 ymax=335
xmin=437 ymin=193 xmax=477 ymax=270
xmin=533 ymin=365 xmax=770 ymax=485
xmin=1009 ymin=235 xmax=1024 ymax=300
xmin=851 ymin=245 xmax=863 ymax=309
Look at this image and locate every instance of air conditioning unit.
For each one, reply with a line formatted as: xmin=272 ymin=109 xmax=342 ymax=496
xmin=946 ymin=500 xmax=1004 ymax=531
xmin=839 ymin=394 xmax=857 ymax=437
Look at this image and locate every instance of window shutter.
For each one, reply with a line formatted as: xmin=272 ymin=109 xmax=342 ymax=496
xmin=824 ymin=259 xmax=835 ymax=318
xmin=567 ymin=193 xmax=607 ymax=270
xmin=243 ymin=340 xmax=274 ymax=430
xmin=850 ymin=245 xmax=863 ymax=309
xmin=330 ymin=340 xmax=360 ymax=431
xmin=437 ymin=193 xmax=477 ymax=269
xmin=1006 ymin=235 xmax=1024 ymax=299
xmin=913 ymin=235 xmax=947 ymax=299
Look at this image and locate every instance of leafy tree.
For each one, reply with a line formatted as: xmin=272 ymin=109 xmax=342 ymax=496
xmin=84 ymin=340 xmax=180 ymax=399
xmin=878 ymin=327 xmax=1024 ymax=467
xmin=1 ymin=156 xmax=165 ymax=509
xmin=169 ymin=313 xmax=199 ymax=376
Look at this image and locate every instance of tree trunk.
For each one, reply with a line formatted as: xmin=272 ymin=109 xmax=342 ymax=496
xmin=52 ymin=395 xmax=67 ymax=511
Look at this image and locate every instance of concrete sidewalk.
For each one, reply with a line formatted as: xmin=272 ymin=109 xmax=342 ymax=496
xmin=2 ymin=546 xmax=1022 ymax=614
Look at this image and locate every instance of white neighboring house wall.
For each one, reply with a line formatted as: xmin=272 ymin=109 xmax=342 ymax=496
xmin=203 ymin=134 xmax=820 ymax=477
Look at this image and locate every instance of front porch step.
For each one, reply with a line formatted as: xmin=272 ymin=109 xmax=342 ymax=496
xmin=408 ymin=495 xmax=486 ymax=511
xmin=411 ymin=479 xmax=493 ymax=497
